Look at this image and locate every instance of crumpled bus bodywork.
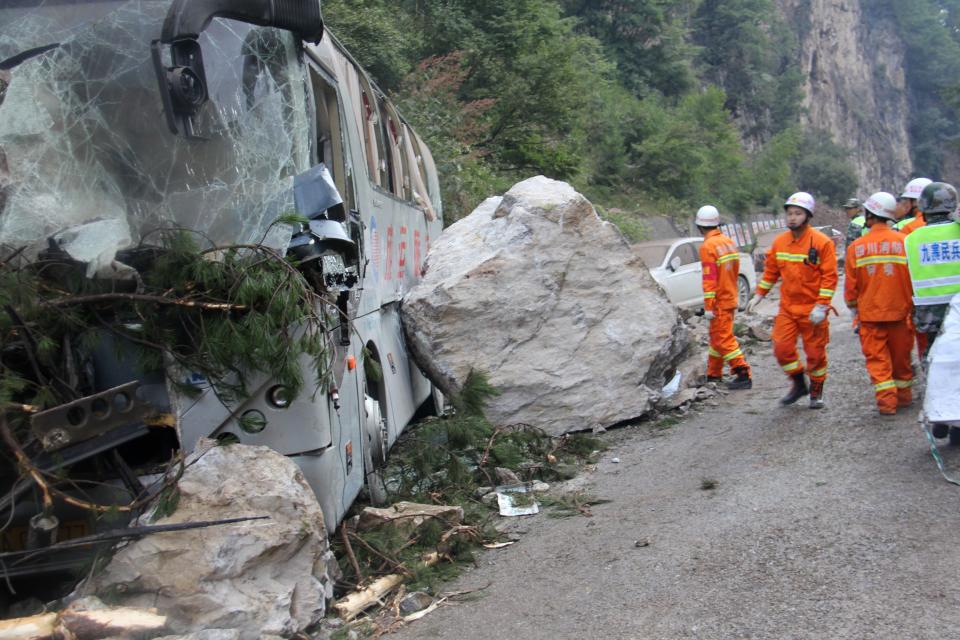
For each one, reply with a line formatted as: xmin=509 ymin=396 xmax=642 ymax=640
xmin=0 ymin=0 xmax=442 ymax=580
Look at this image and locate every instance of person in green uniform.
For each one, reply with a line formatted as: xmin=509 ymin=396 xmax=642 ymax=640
xmin=844 ymin=197 xmax=865 ymax=246
xmin=905 ymin=181 xmax=960 ymax=353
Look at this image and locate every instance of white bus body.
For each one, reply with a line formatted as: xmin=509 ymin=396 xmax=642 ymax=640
xmin=0 ymin=1 xmax=442 ymax=535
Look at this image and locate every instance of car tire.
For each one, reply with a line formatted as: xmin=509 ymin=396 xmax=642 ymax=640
xmin=737 ymin=275 xmax=750 ymax=311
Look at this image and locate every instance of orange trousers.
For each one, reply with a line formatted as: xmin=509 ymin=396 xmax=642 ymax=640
xmin=858 ymin=320 xmax=913 ymax=413
xmin=772 ymin=311 xmax=829 ymax=382
xmin=707 ymin=308 xmax=750 ymax=378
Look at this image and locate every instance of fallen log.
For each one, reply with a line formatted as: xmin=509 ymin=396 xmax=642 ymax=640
xmin=59 ymin=607 xmax=168 ymax=640
xmin=333 ymin=574 xmax=405 ymax=622
xmin=0 ymin=612 xmax=58 ymax=640
xmin=0 ymin=605 xmax=167 ymax=640
xmin=333 ymin=552 xmax=441 ymax=621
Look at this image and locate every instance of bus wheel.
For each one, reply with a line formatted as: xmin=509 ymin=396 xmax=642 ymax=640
xmin=363 ymin=394 xmax=389 ymax=505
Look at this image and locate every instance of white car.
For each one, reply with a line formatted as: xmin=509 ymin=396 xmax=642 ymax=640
xmin=635 ymin=237 xmax=757 ymax=311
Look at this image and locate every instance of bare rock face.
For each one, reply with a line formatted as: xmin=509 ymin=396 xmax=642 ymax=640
xmin=77 ymin=443 xmax=336 ymax=639
xmin=775 ymin=0 xmax=912 ymax=188
xmin=402 ymin=176 xmax=689 ymax=435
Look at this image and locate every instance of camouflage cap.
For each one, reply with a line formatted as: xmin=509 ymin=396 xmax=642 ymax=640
xmin=919 ymin=182 xmax=958 ymax=216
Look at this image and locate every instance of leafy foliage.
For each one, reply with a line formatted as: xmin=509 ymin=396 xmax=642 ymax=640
xmin=791 ymin=130 xmax=859 ymax=206
xmin=0 ymin=228 xmax=335 ymax=422
xmin=322 ymin=0 xmax=867 ymax=224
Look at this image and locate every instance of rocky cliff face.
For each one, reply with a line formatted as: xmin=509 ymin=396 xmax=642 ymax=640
xmin=776 ymin=0 xmax=913 ymax=191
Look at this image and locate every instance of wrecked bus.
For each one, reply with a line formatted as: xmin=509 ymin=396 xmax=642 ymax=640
xmin=0 ymin=0 xmax=442 ymax=579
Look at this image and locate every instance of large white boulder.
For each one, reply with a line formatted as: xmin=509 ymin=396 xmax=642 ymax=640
xmin=402 ymin=176 xmax=689 ymax=435
xmin=76 ymin=443 xmax=336 ymax=639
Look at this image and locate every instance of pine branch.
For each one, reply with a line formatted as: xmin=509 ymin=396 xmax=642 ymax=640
xmin=42 ymin=293 xmax=245 ymax=311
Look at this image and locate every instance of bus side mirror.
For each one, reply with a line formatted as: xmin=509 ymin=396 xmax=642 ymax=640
xmin=153 ymin=0 xmax=324 ymax=137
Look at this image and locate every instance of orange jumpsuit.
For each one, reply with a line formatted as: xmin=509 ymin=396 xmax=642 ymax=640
xmin=844 ymin=224 xmax=914 ymax=413
xmin=900 ymin=211 xmax=925 ymax=236
xmin=700 ymin=229 xmax=750 ymax=378
xmin=900 ymin=212 xmax=928 ymax=356
xmin=756 ymin=226 xmax=837 ymax=383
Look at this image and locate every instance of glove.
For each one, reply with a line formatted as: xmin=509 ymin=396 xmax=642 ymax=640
xmin=809 ymin=304 xmax=829 ymax=325
xmin=851 ymin=309 xmax=860 ymax=335
xmin=704 ymin=310 xmax=716 ymax=321
xmin=745 ymin=295 xmax=764 ymax=314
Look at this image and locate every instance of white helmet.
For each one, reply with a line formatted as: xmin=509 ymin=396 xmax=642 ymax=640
xmin=695 ymin=205 xmax=720 ymax=227
xmin=863 ymin=191 xmax=898 ymax=221
xmin=784 ymin=192 xmax=815 ymax=215
xmin=901 ymin=177 xmax=933 ymax=200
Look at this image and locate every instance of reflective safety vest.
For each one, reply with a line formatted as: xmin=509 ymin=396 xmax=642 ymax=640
xmin=894 ymin=217 xmax=913 ymax=231
xmin=905 ymin=221 xmax=960 ymax=305
xmin=852 ymin=215 xmax=866 ymax=232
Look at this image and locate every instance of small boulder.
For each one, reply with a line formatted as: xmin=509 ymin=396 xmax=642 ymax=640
xmin=76 ymin=443 xmax=336 ymax=639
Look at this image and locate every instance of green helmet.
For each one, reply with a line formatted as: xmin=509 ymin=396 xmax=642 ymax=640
xmin=918 ymin=181 xmax=958 ymax=216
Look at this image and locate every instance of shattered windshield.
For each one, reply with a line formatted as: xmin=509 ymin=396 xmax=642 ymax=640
xmin=0 ymin=0 xmax=312 ymax=260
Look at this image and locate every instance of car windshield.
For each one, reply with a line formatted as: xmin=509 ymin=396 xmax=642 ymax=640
xmin=0 ymin=0 xmax=312 ymax=258
xmin=635 ymin=244 xmax=670 ymax=269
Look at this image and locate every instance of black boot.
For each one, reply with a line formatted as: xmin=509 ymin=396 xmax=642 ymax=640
xmin=809 ymin=379 xmax=824 ymax=409
xmin=727 ymin=367 xmax=752 ymax=390
xmin=780 ymin=373 xmax=808 ymax=405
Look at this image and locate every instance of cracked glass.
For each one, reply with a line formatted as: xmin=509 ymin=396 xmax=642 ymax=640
xmin=0 ymin=1 xmax=312 ymax=260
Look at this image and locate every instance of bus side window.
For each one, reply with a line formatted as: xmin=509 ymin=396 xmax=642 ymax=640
xmin=308 ymin=65 xmax=354 ymax=215
xmin=403 ymin=123 xmax=437 ymax=221
xmin=379 ymin=99 xmax=410 ymax=201
xmin=357 ymin=75 xmax=391 ymax=192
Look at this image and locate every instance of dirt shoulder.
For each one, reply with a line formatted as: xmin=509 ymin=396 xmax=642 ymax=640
xmin=389 ymin=291 xmax=960 ymax=640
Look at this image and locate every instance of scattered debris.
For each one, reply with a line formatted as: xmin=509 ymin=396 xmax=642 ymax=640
xmin=496 ymin=484 xmax=541 ymax=517
xmin=540 ymin=492 xmax=612 ymax=518
xmin=700 ymin=478 xmax=718 ymax=491
xmin=357 ymin=502 xmax=465 ymax=538
xmin=482 ymin=541 xmax=517 ymax=550
xmin=398 ymin=591 xmax=435 ymax=616
xmin=494 ymin=467 xmax=523 ymax=485
xmin=661 ymin=371 xmax=683 ymax=398
xmin=634 ymin=539 xmax=651 ymax=548
xmin=611 ymin=457 xmax=621 ymax=464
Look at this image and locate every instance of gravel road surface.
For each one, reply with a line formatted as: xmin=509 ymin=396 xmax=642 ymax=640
xmin=389 ymin=289 xmax=960 ymax=640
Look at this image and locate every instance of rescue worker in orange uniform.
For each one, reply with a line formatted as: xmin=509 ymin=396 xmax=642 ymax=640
xmin=844 ymin=192 xmax=914 ymax=415
xmin=696 ymin=205 xmax=752 ymax=390
xmin=894 ymin=177 xmax=932 ymax=235
xmin=746 ymin=192 xmax=838 ymax=408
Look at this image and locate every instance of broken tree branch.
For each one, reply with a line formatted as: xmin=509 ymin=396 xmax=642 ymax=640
xmin=42 ymin=292 xmax=245 ymax=311
xmin=348 ymin=531 xmax=412 ymax=577
xmin=340 ymin=522 xmax=364 ymax=585
xmin=333 ymin=553 xmax=440 ymax=622
xmin=1 ymin=515 xmax=271 ymax=566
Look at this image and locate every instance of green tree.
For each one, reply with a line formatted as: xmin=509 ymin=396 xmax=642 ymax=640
xmin=321 ymin=0 xmax=417 ymax=90
xmin=791 ymin=130 xmax=858 ymax=206
xmin=692 ymin=0 xmax=802 ymax=139
xmin=627 ymin=88 xmax=750 ymax=213
xmin=562 ymin=0 xmax=699 ymax=97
